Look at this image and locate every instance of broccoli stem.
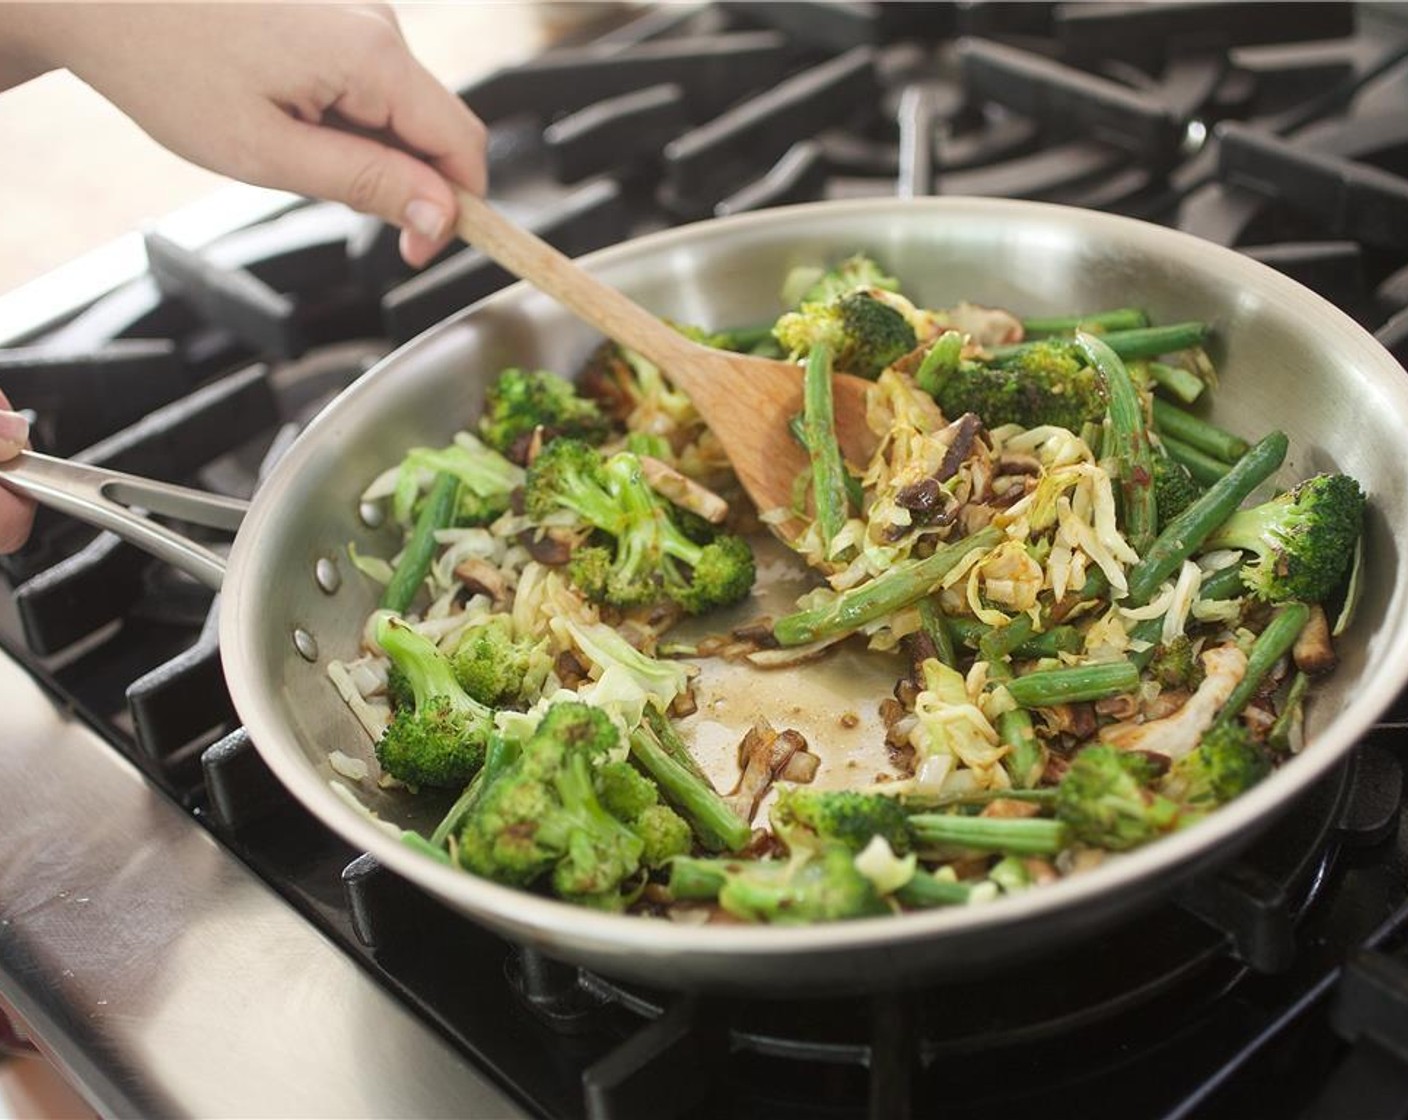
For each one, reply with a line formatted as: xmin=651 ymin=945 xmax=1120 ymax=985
xmin=918 ymin=597 xmax=959 ymax=668
xmin=1151 ymin=399 xmax=1249 ymax=464
xmin=429 ymin=734 xmax=520 ymax=847
xmin=914 ymin=329 xmax=963 ymax=396
xmin=894 ymin=869 xmax=973 ymax=907
xmin=1077 ymin=331 xmax=1157 ymax=555
xmin=1004 ymin=660 xmax=1141 ymax=707
xmin=980 ymin=620 xmax=1044 ymax=788
xmin=1149 ymin=361 xmax=1206 ymax=404
xmin=1020 ymin=308 xmax=1149 ymax=337
xmin=668 ymin=857 xmax=729 ymax=900
xmin=630 ymin=722 xmax=752 ymax=852
xmin=773 ymin=526 xmax=1005 ymax=646
xmin=381 ymin=472 xmax=459 ymax=614
xmin=1161 ymin=434 xmax=1232 ymax=486
xmin=1124 ymin=430 xmax=1289 ymax=607
xmin=1214 ymin=601 xmax=1311 ymax=726
xmin=908 ymin=813 xmax=1070 ymax=855
xmin=946 ymin=616 xmax=1083 ymax=658
xmin=401 ymin=831 xmax=452 ymax=864
xmin=802 ymin=342 xmax=851 ymax=552
xmin=644 ymin=706 xmax=712 ymax=783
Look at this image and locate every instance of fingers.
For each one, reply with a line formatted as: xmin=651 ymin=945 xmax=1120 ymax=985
xmin=384 ymin=58 xmax=489 ymax=198
xmin=0 ymin=395 xmax=36 ymax=555
xmin=256 ymin=105 xmax=460 ymax=267
xmin=329 ymin=49 xmax=488 ymax=268
xmin=0 ymin=406 xmax=27 ymax=461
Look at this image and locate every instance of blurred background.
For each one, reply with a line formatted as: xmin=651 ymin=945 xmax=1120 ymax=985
xmin=0 ymin=2 xmax=623 ymax=295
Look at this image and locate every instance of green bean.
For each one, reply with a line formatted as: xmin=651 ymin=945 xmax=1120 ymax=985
xmin=788 ymin=413 xmax=863 ymax=509
xmin=1161 ymin=434 xmax=1232 ymax=486
xmin=894 ymin=869 xmax=973 ymax=908
xmin=990 ymin=322 xmax=1208 ymax=363
xmin=1149 ymin=361 xmax=1206 ymax=404
xmin=946 ymin=617 xmax=1084 ymax=658
xmin=1098 ymin=322 xmax=1210 ymax=359
xmin=918 ymin=597 xmax=959 ymax=668
xmin=1200 ymin=563 xmax=1250 ymax=602
xmin=908 ymin=814 xmax=1070 ymax=856
xmin=1020 ymin=308 xmax=1149 ymax=337
xmin=1269 ymin=670 xmax=1311 ymax=754
xmin=380 ymin=472 xmax=459 ymax=614
xmin=1003 ymin=660 xmax=1141 ymax=707
xmin=1214 ymin=601 xmax=1311 ymax=725
xmin=1151 ymin=398 xmax=1249 ymax=464
xmin=429 ymin=734 xmax=520 ymax=847
xmin=803 ymin=343 xmax=849 ymax=550
xmin=1077 ymin=331 xmax=1157 ymax=554
xmin=774 ymin=526 xmax=1004 ymax=646
xmin=1128 ymin=561 xmax=1251 ymax=672
xmin=985 ymin=631 xmax=1053 ymax=788
xmin=1124 ymin=430 xmax=1288 ymax=607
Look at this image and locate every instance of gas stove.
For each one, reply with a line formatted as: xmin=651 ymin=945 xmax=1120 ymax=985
xmin=4 ymin=4 xmax=1408 ymax=1118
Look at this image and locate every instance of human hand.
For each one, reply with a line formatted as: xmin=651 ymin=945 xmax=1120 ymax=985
xmin=0 ymin=397 xmax=35 ymax=554
xmin=9 ymin=3 xmax=486 ymax=267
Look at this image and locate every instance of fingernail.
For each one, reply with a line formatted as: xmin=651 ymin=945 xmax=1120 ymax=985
xmin=0 ymin=410 xmax=29 ymax=455
xmin=403 ymin=199 xmax=448 ymax=242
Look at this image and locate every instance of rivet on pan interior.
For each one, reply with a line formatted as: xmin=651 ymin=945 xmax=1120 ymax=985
xmin=314 ymin=557 xmax=341 ymax=594
xmin=293 ymin=628 xmax=319 ymax=662
xmin=359 ymin=501 xmax=384 ymax=528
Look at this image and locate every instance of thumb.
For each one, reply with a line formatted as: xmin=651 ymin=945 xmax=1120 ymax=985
xmin=259 ymin=114 xmax=460 ymax=266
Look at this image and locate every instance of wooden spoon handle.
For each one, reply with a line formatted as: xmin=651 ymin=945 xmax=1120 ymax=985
xmin=453 ymin=190 xmax=698 ymax=374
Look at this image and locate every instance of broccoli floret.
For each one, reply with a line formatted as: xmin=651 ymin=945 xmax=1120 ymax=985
xmin=774 ymin=289 xmax=918 ymax=380
xmin=1163 ymin=722 xmax=1270 ymax=808
xmin=479 ymin=368 xmax=612 ymax=462
xmin=450 ymin=616 xmax=542 ymax=708
xmin=668 ymin=845 xmax=888 ymax=924
xmin=1153 ymin=452 xmax=1202 ymax=525
xmin=598 ymin=759 xmax=659 ymax=820
xmin=1199 ymin=473 xmax=1366 ymax=603
xmin=596 ymin=760 xmax=692 ymax=867
xmin=1055 ymin=744 xmax=1180 ymax=851
xmin=928 ymin=340 xmax=1107 ymax=432
xmin=770 ymin=788 xmax=911 ymax=855
xmin=525 ymin=439 xmax=755 ymax=614
xmin=385 ymin=661 xmax=412 ymax=710
xmin=458 ymin=701 xmax=646 ymax=908
xmin=375 ymin=615 xmax=495 ymax=788
xmin=1148 ymin=634 xmax=1205 ymax=692
xmin=782 ymin=253 xmax=900 ymax=307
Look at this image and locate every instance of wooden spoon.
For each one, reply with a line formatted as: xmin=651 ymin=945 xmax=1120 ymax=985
xmin=453 ymin=191 xmax=876 ymax=520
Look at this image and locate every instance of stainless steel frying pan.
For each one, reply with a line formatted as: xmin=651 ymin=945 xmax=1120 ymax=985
xmin=5 ymin=197 xmax=1408 ymax=996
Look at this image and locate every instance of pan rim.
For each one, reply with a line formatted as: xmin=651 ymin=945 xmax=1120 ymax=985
xmin=221 ymin=195 xmax=1408 ymax=965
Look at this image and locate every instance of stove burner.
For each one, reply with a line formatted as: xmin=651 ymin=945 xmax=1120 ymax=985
xmin=3 ymin=4 xmax=1408 ymax=1118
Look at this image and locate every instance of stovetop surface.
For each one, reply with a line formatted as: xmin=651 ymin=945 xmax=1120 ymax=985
xmin=5 ymin=4 xmax=1408 ymax=1118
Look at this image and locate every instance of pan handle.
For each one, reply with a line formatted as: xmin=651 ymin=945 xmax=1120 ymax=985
xmin=0 ymin=450 xmax=248 ymax=590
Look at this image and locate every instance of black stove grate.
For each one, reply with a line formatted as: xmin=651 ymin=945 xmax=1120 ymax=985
xmin=4 ymin=3 xmax=1408 ymax=1118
